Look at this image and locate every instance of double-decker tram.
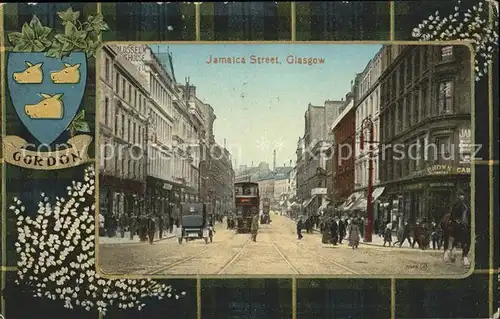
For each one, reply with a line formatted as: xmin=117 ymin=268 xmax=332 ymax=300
xmin=234 ymin=182 xmax=260 ymax=233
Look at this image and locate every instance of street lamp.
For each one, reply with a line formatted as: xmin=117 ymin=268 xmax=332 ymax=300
xmin=359 ymin=116 xmax=375 ymax=242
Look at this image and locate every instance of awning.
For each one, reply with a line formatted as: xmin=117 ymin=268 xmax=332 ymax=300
xmin=303 ymin=195 xmax=317 ymax=208
xmin=371 ymin=187 xmax=385 ymax=202
xmin=352 ymin=198 xmax=367 ymax=211
xmin=317 ymin=201 xmax=331 ymax=213
xmin=342 ymin=192 xmax=363 ymax=211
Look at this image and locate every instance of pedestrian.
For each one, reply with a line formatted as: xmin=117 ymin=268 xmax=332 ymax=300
xmin=98 ymin=213 xmax=105 ymax=237
xmin=383 ymin=222 xmax=392 ymax=247
xmin=321 ymin=217 xmax=331 ymax=244
xmin=297 ymin=217 xmax=304 ymax=240
xmin=158 ymin=215 xmax=164 ymax=239
xmin=129 ymin=214 xmax=137 ymax=240
xmin=338 ymin=218 xmax=346 ymax=244
xmin=330 ymin=217 xmax=339 ymax=245
xmin=147 ymin=215 xmax=156 ymax=244
xmin=395 ymin=222 xmax=412 ymax=248
xmin=347 ymin=218 xmax=361 ymax=249
xmin=250 ymin=214 xmax=259 ymax=242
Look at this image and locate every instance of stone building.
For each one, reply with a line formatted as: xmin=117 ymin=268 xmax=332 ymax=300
xmin=330 ymin=76 xmax=361 ymax=212
xmin=378 ymin=44 xmax=472 ymax=223
xmin=208 ymin=142 xmax=235 ymax=214
xmin=296 ymin=101 xmax=342 ymax=215
xmin=234 ymin=162 xmax=271 ymax=183
xmin=98 ymin=44 xmax=149 ymax=220
xmin=353 ymin=47 xmax=386 ymax=220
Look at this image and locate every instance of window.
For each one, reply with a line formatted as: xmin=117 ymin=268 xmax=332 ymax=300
xmin=114 ymin=109 xmax=119 ymax=134
xmin=122 ymin=79 xmax=126 ymax=98
xmin=133 ymin=122 xmax=136 ymax=144
xmin=134 ymin=90 xmax=137 ymax=108
xmin=104 ymin=97 xmax=109 ymax=126
xmin=421 ymin=84 xmax=428 ymax=118
xmin=105 ymin=58 xmax=110 ymax=81
xmin=128 ymin=85 xmax=132 ymax=103
xmin=128 ymin=119 xmax=131 ymax=142
xmin=435 ymin=136 xmax=451 ymax=162
xmin=438 ymin=81 xmax=452 ymax=113
xmin=413 ymin=91 xmax=420 ymax=124
xmin=414 ymin=50 xmax=421 ymax=78
xmin=408 ymin=56 xmax=413 ymax=84
xmin=115 ymin=73 xmax=120 ymax=92
xmin=121 ymin=114 xmax=125 ymax=138
xmin=399 ymin=64 xmax=405 ymax=93
xmin=441 ymin=46 xmax=453 ymax=60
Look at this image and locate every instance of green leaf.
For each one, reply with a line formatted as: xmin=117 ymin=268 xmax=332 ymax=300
xmin=7 ymin=32 xmax=25 ymax=46
xmin=57 ymin=7 xmax=80 ymax=25
xmin=62 ymin=40 xmax=74 ymax=52
xmin=87 ymin=14 xmax=109 ymax=33
xmin=32 ymin=40 xmax=46 ymax=52
xmin=74 ymin=110 xmax=85 ymax=122
xmin=29 ymin=15 xmax=52 ymax=40
xmin=74 ymin=38 xmax=88 ymax=49
xmin=84 ymin=39 xmax=100 ymax=58
xmin=54 ymin=34 xmax=69 ymax=44
xmin=74 ymin=121 xmax=90 ymax=133
xmin=65 ymin=22 xmax=77 ymax=37
xmin=46 ymin=40 xmax=65 ymax=59
xmin=21 ymin=23 xmax=36 ymax=41
xmin=13 ymin=40 xmax=31 ymax=52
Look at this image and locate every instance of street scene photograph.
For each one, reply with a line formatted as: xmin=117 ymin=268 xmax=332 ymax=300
xmin=97 ymin=43 xmax=473 ymax=277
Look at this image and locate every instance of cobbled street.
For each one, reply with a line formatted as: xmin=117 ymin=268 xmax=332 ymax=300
xmin=98 ymin=214 xmax=468 ymax=276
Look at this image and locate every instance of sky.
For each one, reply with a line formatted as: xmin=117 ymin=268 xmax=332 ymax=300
xmin=153 ymin=44 xmax=381 ymax=169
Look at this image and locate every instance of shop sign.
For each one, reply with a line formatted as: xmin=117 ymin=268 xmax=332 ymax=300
xmin=404 ymin=183 xmax=426 ymax=190
xmin=458 ymin=127 xmax=472 ymax=164
xmin=427 ymin=164 xmax=452 ymax=175
xmin=429 ymin=182 xmax=455 ymax=188
xmin=456 ymin=166 xmax=471 ymax=174
xmin=163 ymin=183 xmax=173 ymax=190
xmin=311 ymin=188 xmax=327 ymax=196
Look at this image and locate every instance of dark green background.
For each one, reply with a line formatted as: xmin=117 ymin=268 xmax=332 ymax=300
xmin=1 ymin=2 xmax=498 ymax=319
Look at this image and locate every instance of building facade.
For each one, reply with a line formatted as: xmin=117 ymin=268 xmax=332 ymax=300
xmin=378 ymin=44 xmax=472 ymax=224
xmin=354 ymin=48 xmax=385 ymax=220
xmin=296 ymin=101 xmax=342 ymax=215
xmin=99 ymin=44 xmax=149 ymax=221
xmin=208 ymin=143 xmax=235 ymax=214
xmin=331 ymin=94 xmax=357 ymax=211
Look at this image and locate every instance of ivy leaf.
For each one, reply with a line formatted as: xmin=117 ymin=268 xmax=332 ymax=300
xmin=46 ymin=40 xmax=65 ymax=59
xmin=21 ymin=23 xmax=36 ymax=41
xmin=87 ymin=14 xmax=109 ymax=33
xmin=57 ymin=7 xmax=80 ymax=25
xmin=74 ymin=121 xmax=90 ymax=133
xmin=13 ymin=40 xmax=31 ymax=52
xmin=74 ymin=110 xmax=85 ymax=122
xmin=32 ymin=39 xmax=46 ymax=52
xmin=7 ymin=32 xmax=24 ymax=46
xmin=84 ymin=39 xmax=100 ymax=58
xmin=29 ymin=15 xmax=52 ymax=40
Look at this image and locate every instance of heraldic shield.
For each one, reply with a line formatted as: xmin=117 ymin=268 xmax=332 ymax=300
xmin=7 ymin=52 xmax=87 ymax=145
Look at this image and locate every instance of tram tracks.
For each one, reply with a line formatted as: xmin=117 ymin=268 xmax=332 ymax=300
xmin=291 ymin=241 xmax=363 ymax=275
xmin=146 ymin=230 xmax=363 ymax=276
xmin=146 ymin=231 xmax=246 ymax=275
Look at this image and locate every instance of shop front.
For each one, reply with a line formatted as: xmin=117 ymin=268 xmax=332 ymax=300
xmin=99 ymin=174 xmax=145 ymax=219
xmin=382 ymin=164 xmax=471 ymax=224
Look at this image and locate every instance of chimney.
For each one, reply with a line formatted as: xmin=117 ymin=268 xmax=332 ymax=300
xmin=273 ymin=150 xmax=276 ymax=171
xmin=224 ymin=138 xmax=226 ymax=149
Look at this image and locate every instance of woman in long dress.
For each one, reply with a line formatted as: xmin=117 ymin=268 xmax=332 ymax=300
xmin=347 ymin=219 xmax=361 ymax=249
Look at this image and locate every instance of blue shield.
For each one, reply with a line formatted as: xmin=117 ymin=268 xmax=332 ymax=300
xmin=7 ymin=52 xmax=87 ymax=145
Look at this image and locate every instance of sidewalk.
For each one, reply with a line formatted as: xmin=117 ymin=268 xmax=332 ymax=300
xmin=311 ymin=227 xmax=440 ymax=251
xmin=99 ymin=226 xmax=178 ymax=244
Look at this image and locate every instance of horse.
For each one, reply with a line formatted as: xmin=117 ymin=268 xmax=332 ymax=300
xmin=440 ymin=213 xmax=471 ymax=267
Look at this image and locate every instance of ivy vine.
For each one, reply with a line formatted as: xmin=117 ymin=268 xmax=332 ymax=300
xmin=7 ymin=7 xmax=109 ymax=59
